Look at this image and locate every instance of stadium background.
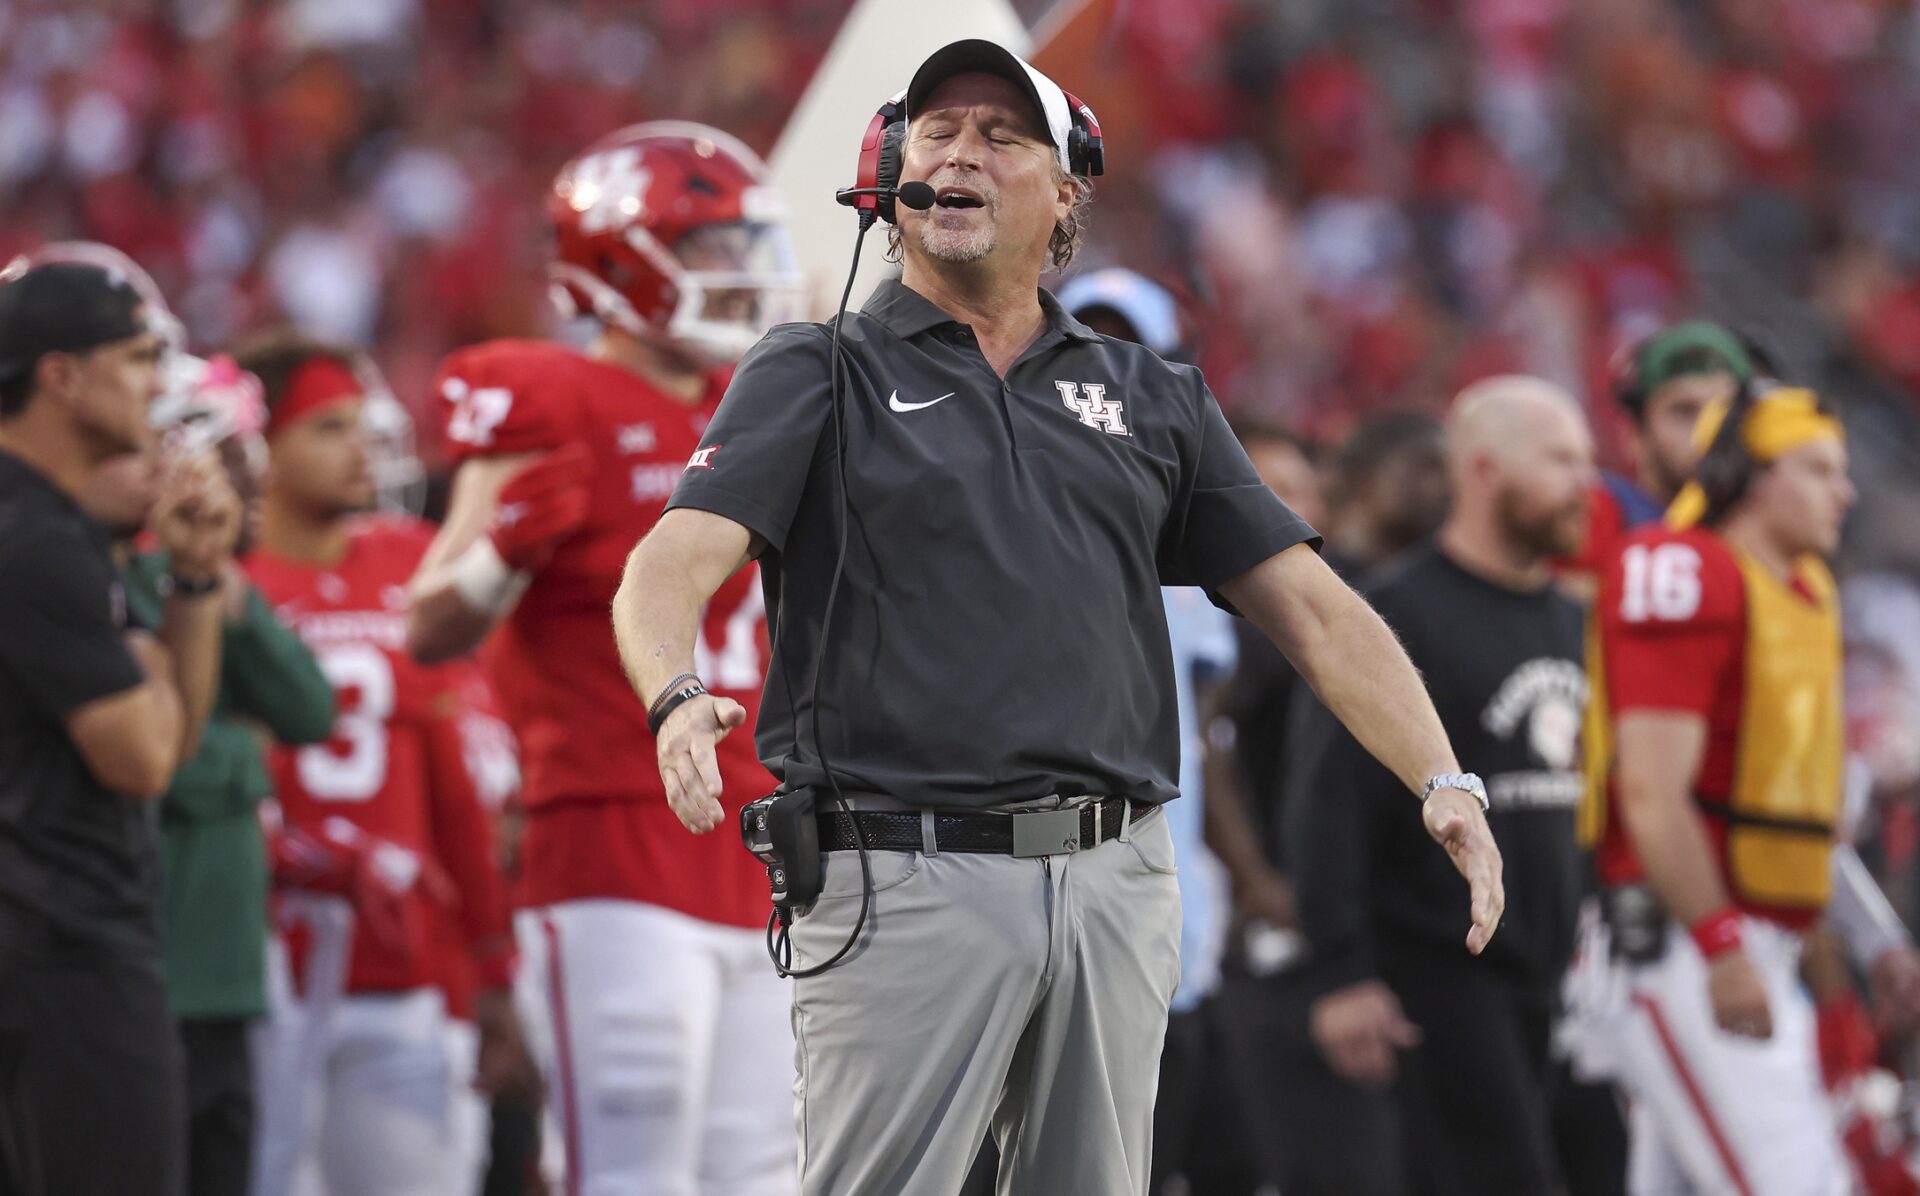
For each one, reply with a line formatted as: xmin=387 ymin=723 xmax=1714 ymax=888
xmin=8 ymin=0 xmax=1920 ymax=944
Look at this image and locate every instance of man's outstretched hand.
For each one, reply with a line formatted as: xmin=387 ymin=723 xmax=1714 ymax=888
xmin=1422 ymin=787 xmax=1504 ymax=954
xmin=656 ymin=693 xmax=747 ymax=834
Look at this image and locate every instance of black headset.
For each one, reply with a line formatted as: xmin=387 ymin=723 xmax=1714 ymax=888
xmin=1689 ymin=375 xmax=1763 ymax=527
xmin=841 ymin=85 xmax=1105 ymax=227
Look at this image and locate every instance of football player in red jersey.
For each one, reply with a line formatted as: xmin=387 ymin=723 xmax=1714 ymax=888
xmin=1565 ymin=383 xmax=1920 ymax=1193
xmin=236 ymin=331 xmax=525 ymax=1196
xmin=404 ymin=122 xmax=804 ymax=1195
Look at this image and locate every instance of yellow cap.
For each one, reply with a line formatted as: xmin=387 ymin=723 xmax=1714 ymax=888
xmin=1667 ymin=387 xmax=1843 ymax=528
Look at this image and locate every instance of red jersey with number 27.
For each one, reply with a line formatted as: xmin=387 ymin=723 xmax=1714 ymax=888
xmin=435 ymin=339 xmax=776 ymax=929
xmin=247 ymin=516 xmax=514 ymax=992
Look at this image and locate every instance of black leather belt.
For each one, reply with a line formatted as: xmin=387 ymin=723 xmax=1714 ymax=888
xmin=817 ymin=797 xmax=1155 ymax=858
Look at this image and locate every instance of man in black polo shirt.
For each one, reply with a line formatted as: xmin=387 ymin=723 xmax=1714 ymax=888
xmin=1291 ymin=377 xmax=1595 ymax=1194
xmin=0 ymin=256 xmax=237 ymax=1196
xmin=612 ymin=40 xmax=1505 ymax=1195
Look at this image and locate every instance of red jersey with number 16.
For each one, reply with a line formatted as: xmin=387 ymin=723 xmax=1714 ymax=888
xmin=1593 ymin=524 xmax=1841 ymax=929
xmin=435 ymin=339 xmax=776 ymax=928
xmin=247 ymin=516 xmax=514 ymax=992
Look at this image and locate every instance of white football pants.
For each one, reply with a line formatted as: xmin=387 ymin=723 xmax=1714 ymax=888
xmin=514 ymin=899 xmax=798 ymax=1196
xmin=253 ymin=929 xmax=460 ymax=1196
xmin=1563 ymin=911 xmax=1850 ymax=1196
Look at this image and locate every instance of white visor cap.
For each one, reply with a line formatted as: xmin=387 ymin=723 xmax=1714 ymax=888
xmin=904 ymin=39 xmax=1080 ymax=177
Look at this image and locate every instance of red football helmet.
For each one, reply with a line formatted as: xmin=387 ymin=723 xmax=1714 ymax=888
xmin=548 ymin=121 xmax=804 ymax=365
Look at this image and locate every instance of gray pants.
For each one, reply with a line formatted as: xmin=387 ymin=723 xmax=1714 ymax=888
xmin=787 ymin=802 xmax=1182 ymax=1196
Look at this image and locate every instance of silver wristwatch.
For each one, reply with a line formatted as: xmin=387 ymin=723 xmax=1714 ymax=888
xmin=1422 ymin=772 xmax=1488 ymax=811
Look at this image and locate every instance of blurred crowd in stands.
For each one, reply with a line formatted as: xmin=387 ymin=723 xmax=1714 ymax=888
xmin=5 ymin=0 xmax=1920 ymax=487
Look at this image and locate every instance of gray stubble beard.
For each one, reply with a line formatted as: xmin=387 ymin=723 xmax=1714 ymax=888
xmin=917 ymin=215 xmax=996 ymax=264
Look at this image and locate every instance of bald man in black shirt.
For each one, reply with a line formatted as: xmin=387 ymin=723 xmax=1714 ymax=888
xmin=1292 ymin=377 xmax=1597 ymax=1195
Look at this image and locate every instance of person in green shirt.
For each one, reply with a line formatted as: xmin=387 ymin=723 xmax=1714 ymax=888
xmin=84 ymin=354 xmax=336 ymax=1196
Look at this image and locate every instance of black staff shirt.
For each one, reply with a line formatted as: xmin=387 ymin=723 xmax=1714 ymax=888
xmin=0 ymin=450 xmax=157 ymax=957
xmin=668 ymin=279 xmax=1318 ymax=808
xmin=1288 ymin=544 xmax=1588 ymax=993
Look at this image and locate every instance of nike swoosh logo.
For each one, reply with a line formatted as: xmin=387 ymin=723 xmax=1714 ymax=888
xmin=888 ymin=390 xmax=954 ymax=413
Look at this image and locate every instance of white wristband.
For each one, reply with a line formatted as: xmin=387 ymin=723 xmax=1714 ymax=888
xmin=449 ymin=536 xmax=532 ymax=618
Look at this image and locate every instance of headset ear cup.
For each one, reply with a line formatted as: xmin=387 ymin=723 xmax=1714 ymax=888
xmin=876 ymin=120 xmax=905 ymax=225
xmin=1696 ymin=445 xmax=1753 ymax=526
xmin=1072 ymin=127 xmax=1104 ymax=178
xmin=1695 ymin=378 xmax=1760 ymax=524
xmin=1059 ymin=90 xmax=1104 ymax=177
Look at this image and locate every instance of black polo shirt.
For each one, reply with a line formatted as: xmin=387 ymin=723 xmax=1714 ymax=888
xmin=0 ymin=449 xmax=157 ymax=958
xmin=667 ymin=279 xmax=1318 ymax=808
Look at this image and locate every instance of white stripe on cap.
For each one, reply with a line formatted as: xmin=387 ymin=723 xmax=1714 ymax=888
xmin=1009 ymin=54 xmax=1075 ymax=176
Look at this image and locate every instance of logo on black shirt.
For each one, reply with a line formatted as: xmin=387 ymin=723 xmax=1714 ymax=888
xmin=1055 ymin=381 xmax=1129 ymax=437
xmin=1481 ymin=657 xmax=1588 ymax=809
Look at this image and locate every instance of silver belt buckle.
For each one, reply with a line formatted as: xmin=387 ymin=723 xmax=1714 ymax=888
xmin=1011 ymin=808 xmax=1081 ymax=858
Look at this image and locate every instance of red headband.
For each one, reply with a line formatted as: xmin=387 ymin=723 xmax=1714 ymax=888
xmin=267 ymin=357 xmax=363 ymax=438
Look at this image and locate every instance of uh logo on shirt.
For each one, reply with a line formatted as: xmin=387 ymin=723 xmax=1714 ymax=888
xmin=1056 ymin=381 xmax=1129 ymax=437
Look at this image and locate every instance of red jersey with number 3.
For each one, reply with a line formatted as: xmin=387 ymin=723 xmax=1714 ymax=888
xmin=435 ymin=339 xmax=775 ymax=928
xmin=1594 ymin=524 xmax=1820 ymax=929
xmin=247 ymin=516 xmax=515 ymax=991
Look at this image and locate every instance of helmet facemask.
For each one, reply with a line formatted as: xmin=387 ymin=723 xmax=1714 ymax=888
xmin=661 ymin=215 xmax=806 ymax=365
xmin=356 ymin=365 xmax=427 ymax=516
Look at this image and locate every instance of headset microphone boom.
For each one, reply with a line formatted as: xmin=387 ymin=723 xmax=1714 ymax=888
xmin=834 ymin=179 xmax=936 ymax=225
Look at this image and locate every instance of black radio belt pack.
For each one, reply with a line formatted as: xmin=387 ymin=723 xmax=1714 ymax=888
xmin=741 ymin=789 xmax=823 ymax=920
